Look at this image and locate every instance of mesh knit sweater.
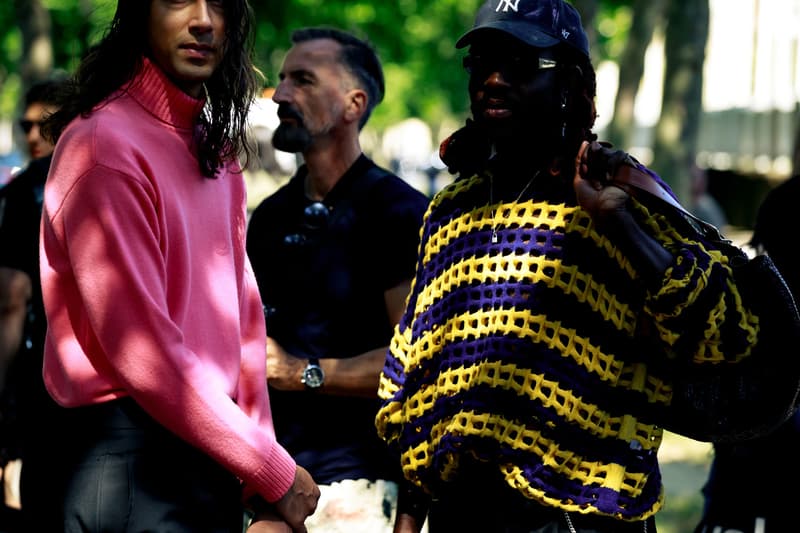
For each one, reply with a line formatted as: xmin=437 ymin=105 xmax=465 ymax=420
xmin=375 ymin=165 xmax=756 ymax=521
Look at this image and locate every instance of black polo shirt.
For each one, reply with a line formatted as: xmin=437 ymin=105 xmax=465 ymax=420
xmin=246 ymin=154 xmax=429 ymax=483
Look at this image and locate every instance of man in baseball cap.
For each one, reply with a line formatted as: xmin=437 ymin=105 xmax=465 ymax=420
xmin=456 ymin=0 xmax=590 ymax=58
xmin=374 ymin=0 xmax=741 ymax=532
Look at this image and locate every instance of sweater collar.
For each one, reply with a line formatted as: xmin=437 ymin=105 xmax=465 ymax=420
xmin=125 ymin=57 xmax=207 ymax=130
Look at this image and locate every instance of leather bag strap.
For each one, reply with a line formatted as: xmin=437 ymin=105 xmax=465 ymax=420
xmin=610 ymin=163 xmax=733 ymax=243
xmin=612 ymin=164 xmax=689 ymax=216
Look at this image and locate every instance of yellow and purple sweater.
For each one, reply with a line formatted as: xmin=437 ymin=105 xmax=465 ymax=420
xmin=376 ymin=168 xmax=756 ymax=521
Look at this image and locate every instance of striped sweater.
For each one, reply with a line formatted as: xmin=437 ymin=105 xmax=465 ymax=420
xmin=375 ymin=166 xmax=755 ymax=521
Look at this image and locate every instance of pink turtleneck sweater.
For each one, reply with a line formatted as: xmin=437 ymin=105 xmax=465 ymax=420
xmin=40 ymin=57 xmax=295 ymax=503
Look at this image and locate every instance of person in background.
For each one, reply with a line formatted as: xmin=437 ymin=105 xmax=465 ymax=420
xmin=246 ymin=27 xmax=429 ymax=532
xmin=693 ymin=174 xmax=800 ymax=533
xmin=0 ymin=77 xmax=67 ymax=532
xmin=0 ymin=78 xmax=64 ymax=184
xmin=375 ymin=0 xmax=758 ymax=532
xmin=0 ymin=79 xmax=64 ymax=387
xmin=19 ymin=80 xmax=62 ymax=162
xmin=38 ymin=1 xmax=318 ymax=531
xmin=688 ymin=163 xmax=727 ymax=229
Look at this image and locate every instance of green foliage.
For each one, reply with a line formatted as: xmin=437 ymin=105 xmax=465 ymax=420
xmin=0 ymin=76 xmax=21 ymax=119
xmin=46 ymin=1 xmax=115 ymax=75
xmin=250 ymin=0 xmax=481 ymax=131
xmin=0 ymin=1 xmax=20 ymax=117
xmin=597 ymin=5 xmax=633 ymax=58
xmin=0 ymin=0 xmax=113 ymax=122
xmin=0 ymin=0 xmax=631 ymax=137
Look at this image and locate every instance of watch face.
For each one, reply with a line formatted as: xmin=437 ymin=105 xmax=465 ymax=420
xmin=302 ymin=363 xmax=324 ymax=389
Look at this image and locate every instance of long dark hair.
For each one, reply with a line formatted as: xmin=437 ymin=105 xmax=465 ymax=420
xmin=43 ymin=0 xmax=259 ymax=178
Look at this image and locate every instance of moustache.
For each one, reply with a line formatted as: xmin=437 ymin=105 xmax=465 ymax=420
xmin=277 ymin=104 xmax=304 ymax=123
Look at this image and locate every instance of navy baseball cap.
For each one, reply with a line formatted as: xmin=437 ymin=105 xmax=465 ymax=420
xmin=456 ymin=0 xmax=590 ymax=59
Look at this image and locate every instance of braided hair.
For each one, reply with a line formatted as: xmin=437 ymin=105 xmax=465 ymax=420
xmin=555 ymin=43 xmax=598 ymax=176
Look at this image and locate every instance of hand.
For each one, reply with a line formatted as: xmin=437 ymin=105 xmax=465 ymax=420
xmin=573 ymin=140 xmax=630 ymax=223
xmin=265 ymin=337 xmax=305 ymax=391
xmin=246 ymin=509 xmax=292 ymax=533
xmin=574 ymin=141 xmax=674 ymax=283
xmin=272 ymin=466 xmax=320 ymax=532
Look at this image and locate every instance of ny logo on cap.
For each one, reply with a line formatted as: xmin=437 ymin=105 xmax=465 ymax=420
xmin=496 ymin=0 xmax=521 ymax=12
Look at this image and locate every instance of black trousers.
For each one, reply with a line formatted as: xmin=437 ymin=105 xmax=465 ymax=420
xmin=59 ymin=398 xmax=243 ymax=533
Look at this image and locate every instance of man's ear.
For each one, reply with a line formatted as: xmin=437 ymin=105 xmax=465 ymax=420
xmin=344 ymin=88 xmax=367 ymax=124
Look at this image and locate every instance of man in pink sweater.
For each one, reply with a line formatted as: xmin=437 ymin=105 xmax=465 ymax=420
xmin=38 ymin=1 xmax=318 ymax=531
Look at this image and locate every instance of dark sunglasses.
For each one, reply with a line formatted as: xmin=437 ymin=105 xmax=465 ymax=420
xmin=19 ymin=119 xmax=45 ymax=134
xmin=283 ymin=201 xmax=331 ymax=247
xmin=462 ymin=53 xmax=557 ymax=77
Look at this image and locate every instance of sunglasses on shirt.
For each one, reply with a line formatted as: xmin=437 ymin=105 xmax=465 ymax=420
xmin=283 ymin=201 xmax=331 ymax=247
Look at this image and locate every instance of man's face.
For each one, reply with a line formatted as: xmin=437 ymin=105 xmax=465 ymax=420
xmin=21 ymin=101 xmax=59 ymax=160
xmin=271 ymin=38 xmax=357 ymax=153
xmin=147 ymin=0 xmax=226 ymax=98
xmin=465 ymin=33 xmax=561 ymax=146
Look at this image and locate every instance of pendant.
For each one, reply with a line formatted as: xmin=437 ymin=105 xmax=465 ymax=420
xmin=491 ymin=229 xmax=498 ymax=243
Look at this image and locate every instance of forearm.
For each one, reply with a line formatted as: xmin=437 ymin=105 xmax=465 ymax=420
xmin=576 ymin=141 xmax=674 ymax=286
xmin=319 ymin=347 xmax=387 ymax=397
xmin=394 ymin=479 xmax=429 ymax=533
xmin=0 ymin=268 xmax=32 ymax=391
xmin=268 ymin=341 xmax=388 ymax=397
xmin=605 ymin=208 xmax=673 ymax=288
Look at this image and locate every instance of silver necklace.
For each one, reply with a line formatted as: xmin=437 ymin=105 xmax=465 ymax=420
xmin=488 ymin=170 xmax=540 ymax=243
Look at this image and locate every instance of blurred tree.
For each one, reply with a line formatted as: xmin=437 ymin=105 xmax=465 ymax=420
xmin=14 ymin=0 xmax=53 ymax=86
xmin=0 ymin=0 xmax=111 ymax=120
xmin=650 ymin=0 xmax=709 ymax=203
xmin=572 ymin=0 xmax=600 ymax=62
xmin=605 ymin=0 xmax=667 ymax=151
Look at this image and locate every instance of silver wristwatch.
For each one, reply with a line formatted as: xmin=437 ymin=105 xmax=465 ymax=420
xmin=301 ymin=358 xmax=324 ymax=389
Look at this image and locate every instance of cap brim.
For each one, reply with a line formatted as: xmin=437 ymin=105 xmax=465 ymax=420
xmin=455 ymin=22 xmax=561 ymax=49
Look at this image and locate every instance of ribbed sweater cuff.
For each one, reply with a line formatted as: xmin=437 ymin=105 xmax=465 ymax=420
xmin=245 ymin=444 xmax=297 ymax=503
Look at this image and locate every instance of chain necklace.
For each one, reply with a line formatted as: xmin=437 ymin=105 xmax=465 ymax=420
xmin=563 ymin=512 xmax=647 ymax=533
xmin=488 ymin=170 xmax=541 ymax=244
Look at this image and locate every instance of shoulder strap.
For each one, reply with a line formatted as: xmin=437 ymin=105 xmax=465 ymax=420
xmin=613 ymin=165 xmax=689 ymax=215
xmin=612 ymin=164 xmax=730 ymax=243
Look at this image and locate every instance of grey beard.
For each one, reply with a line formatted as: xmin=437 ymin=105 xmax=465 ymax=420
xmin=272 ymin=123 xmax=313 ymax=153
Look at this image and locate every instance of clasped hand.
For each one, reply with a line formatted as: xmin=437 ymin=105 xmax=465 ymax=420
xmin=246 ymin=466 xmax=320 ymax=533
xmin=573 ymin=140 xmax=631 ymax=223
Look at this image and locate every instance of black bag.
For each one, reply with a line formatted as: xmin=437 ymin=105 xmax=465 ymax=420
xmin=612 ymin=163 xmax=800 ymax=443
